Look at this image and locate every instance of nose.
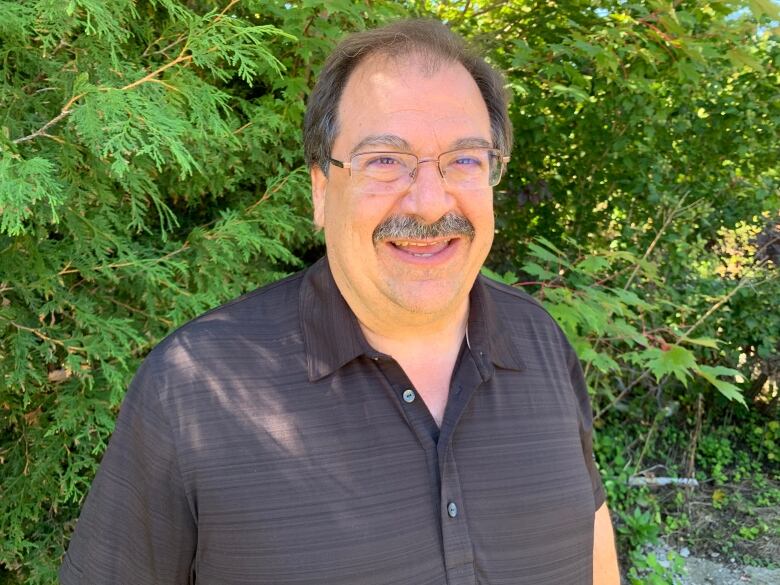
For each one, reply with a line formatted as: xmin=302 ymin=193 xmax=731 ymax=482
xmin=399 ymin=159 xmax=456 ymax=224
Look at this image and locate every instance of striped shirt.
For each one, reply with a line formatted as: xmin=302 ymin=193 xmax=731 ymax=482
xmin=60 ymin=257 xmax=604 ymax=585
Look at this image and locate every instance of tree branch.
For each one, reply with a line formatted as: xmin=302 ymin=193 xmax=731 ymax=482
xmin=12 ymin=92 xmax=85 ymax=144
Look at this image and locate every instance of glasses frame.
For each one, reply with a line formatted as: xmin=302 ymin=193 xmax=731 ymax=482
xmin=329 ymin=147 xmax=511 ymax=189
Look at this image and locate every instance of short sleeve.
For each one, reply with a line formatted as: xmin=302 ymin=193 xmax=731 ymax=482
xmin=59 ymin=360 xmax=196 ymax=585
xmin=564 ymin=339 xmax=606 ymax=511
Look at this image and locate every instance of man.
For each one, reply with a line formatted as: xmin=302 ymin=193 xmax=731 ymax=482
xmin=60 ymin=19 xmax=619 ymax=585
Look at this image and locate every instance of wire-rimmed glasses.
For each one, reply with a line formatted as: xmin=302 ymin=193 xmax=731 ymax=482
xmin=329 ymin=148 xmax=510 ymax=194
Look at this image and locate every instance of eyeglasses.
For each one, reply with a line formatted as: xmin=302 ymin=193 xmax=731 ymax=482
xmin=329 ymin=148 xmax=510 ymax=194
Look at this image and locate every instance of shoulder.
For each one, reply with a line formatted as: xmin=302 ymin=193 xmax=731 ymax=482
xmin=477 ymin=274 xmax=577 ymax=359
xmin=138 ymin=269 xmax=307 ymax=385
xmin=479 ymin=275 xmax=557 ymax=326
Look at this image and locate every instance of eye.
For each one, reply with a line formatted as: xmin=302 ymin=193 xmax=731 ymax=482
xmin=452 ymin=156 xmax=483 ymax=166
xmin=365 ymin=154 xmax=403 ymax=167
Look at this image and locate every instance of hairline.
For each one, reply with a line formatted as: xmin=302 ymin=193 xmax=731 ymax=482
xmin=329 ymin=50 xmax=497 ymax=174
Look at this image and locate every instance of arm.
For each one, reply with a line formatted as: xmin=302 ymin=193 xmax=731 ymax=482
xmin=59 ymin=360 xmax=196 ymax=584
xmin=593 ymin=502 xmax=620 ymax=584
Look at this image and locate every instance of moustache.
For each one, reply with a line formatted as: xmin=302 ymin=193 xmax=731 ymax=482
xmin=372 ymin=213 xmax=476 ymax=244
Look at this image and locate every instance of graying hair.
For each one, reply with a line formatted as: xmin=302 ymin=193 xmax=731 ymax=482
xmin=303 ymin=19 xmax=513 ymax=175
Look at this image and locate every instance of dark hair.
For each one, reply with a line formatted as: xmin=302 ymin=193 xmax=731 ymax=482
xmin=303 ymin=19 xmax=512 ymax=174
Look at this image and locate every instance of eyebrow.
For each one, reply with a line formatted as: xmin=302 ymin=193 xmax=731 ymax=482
xmin=349 ymin=134 xmax=494 ymax=157
xmin=350 ymin=134 xmax=411 ymax=157
xmin=450 ymin=137 xmax=493 ymax=150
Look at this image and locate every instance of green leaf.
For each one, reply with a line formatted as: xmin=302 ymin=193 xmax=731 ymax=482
xmin=678 ymin=336 xmax=720 ymax=349
xmin=695 ymin=365 xmax=747 ymax=406
xmin=576 ymin=255 xmax=610 ymax=276
xmin=550 ymin=83 xmax=590 ymax=103
xmin=642 ymin=345 xmax=697 ymax=386
xmin=547 ymin=303 xmax=581 ymax=334
xmin=527 ymin=242 xmax=572 ymax=268
xmin=748 ymin=0 xmax=780 ymax=20
xmin=480 ymin=266 xmax=516 ymax=285
xmin=727 ymin=48 xmax=763 ymax=72
xmin=521 ymin=261 xmax=558 ymax=279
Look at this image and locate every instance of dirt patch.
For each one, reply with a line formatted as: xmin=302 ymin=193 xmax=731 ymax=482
xmin=679 ymin=478 xmax=780 ymax=566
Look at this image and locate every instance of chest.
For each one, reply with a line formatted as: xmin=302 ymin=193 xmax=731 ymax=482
xmin=174 ymin=357 xmax=596 ymax=585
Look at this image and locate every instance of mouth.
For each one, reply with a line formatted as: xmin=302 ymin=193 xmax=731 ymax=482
xmin=381 ymin=238 xmax=461 ymax=265
xmin=388 ymin=238 xmax=454 ymax=257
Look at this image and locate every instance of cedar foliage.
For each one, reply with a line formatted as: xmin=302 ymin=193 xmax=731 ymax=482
xmin=1 ymin=1 xmax=778 ymax=583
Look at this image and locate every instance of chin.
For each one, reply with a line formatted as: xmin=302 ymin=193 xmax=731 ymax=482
xmin=383 ymin=278 xmax=468 ymax=316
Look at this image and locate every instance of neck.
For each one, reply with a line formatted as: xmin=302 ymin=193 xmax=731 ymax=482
xmin=357 ymin=297 xmax=469 ymax=361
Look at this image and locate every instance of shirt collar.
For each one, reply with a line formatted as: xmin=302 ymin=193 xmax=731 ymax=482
xmin=467 ymin=275 xmax=526 ymax=373
xmin=300 ymin=257 xmax=369 ymax=382
xmin=300 ymin=258 xmax=524 ymax=382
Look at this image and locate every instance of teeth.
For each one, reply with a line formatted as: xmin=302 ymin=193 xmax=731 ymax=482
xmin=393 ymin=240 xmax=448 ymax=247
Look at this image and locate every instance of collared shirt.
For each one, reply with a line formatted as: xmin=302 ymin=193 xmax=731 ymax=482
xmin=60 ymin=257 xmax=604 ymax=585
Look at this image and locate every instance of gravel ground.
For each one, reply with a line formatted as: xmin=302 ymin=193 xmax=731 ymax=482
xmin=646 ymin=543 xmax=780 ymax=585
xmin=680 ymin=556 xmax=780 ymax=584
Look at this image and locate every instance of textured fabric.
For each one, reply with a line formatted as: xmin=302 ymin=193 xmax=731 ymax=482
xmin=60 ymin=257 xmax=604 ymax=585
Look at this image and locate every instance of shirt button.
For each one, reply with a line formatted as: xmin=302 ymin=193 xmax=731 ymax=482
xmin=447 ymin=502 xmax=458 ymax=518
xmin=402 ymin=389 xmax=416 ymax=403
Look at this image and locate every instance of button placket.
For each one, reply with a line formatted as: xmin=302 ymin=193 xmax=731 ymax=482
xmin=439 ymin=450 xmax=475 ymax=584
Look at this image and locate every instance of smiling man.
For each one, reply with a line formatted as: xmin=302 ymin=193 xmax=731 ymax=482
xmin=60 ymin=19 xmax=619 ymax=585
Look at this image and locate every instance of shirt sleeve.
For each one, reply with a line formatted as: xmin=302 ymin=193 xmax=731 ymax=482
xmin=59 ymin=359 xmax=196 ymax=585
xmin=564 ymin=339 xmax=606 ymax=511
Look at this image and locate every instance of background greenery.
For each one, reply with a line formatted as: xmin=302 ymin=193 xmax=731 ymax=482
xmin=1 ymin=1 xmax=777 ymax=583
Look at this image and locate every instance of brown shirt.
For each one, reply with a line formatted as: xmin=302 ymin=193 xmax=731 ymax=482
xmin=60 ymin=257 xmax=604 ymax=585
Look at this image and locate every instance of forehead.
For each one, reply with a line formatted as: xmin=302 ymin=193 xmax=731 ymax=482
xmin=334 ymin=52 xmax=492 ymax=153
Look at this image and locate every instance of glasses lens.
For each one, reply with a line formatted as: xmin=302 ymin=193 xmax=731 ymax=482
xmin=440 ymin=148 xmax=503 ymax=188
xmin=351 ymin=152 xmax=416 ymax=193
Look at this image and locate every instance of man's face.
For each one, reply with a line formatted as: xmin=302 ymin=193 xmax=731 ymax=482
xmin=311 ymin=54 xmax=495 ymax=323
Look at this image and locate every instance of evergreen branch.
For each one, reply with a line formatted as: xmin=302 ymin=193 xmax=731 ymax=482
xmin=143 ymin=33 xmax=187 ymax=58
xmin=108 ymin=297 xmax=173 ymax=327
xmin=12 ymin=93 xmax=85 ymax=145
xmin=58 ymin=242 xmax=191 ymax=276
xmin=121 ymin=53 xmax=193 ymax=91
xmin=215 ymin=0 xmax=241 ymax=22
xmin=148 ymin=78 xmax=181 ymax=92
xmin=233 ymin=122 xmax=253 ymax=134
xmin=245 ymin=173 xmax=296 ymax=214
xmin=0 ymin=316 xmax=87 ymax=353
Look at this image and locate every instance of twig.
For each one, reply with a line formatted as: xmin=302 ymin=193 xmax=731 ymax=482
xmin=0 ymin=316 xmax=87 ymax=353
xmin=682 ymin=277 xmax=752 ymax=339
xmin=624 ymin=192 xmax=694 ymax=290
xmin=470 ymin=0 xmax=510 ymax=18
xmin=12 ymin=92 xmax=85 ymax=144
xmin=121 ymin=52 xmax=193 ymax=91
xmin=58 ymin=242 xmax=190 ymax=276
xmin=595 ymin=369 xmax=652 ymax=420
xmin=685 ymin=393 xmax=703 ymax=484
xmin=215 ymin=0 xmax=240 ymax=22
xmin=151 ymin=34 xmax=187 ymax=58
xmin=634 ymin=401 xmax=665 ymax=473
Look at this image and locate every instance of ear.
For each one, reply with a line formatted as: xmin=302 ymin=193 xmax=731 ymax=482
xmin=310 ymin=165 xmax=328 ymax=230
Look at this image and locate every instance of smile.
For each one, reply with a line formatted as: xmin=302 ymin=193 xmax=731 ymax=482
xmin=383 ymin=238 xmax=460 ymax=265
